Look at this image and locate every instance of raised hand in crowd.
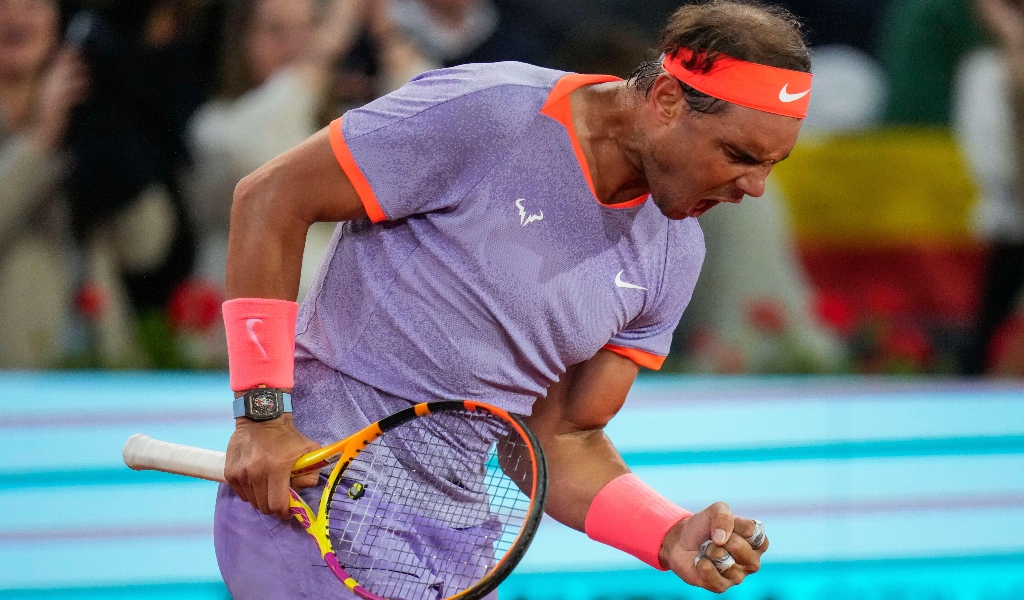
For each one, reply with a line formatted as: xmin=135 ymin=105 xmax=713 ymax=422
xmin=31 ymin=48 xmax=87 ymax=150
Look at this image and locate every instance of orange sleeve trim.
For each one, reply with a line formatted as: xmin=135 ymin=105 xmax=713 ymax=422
xmin=603 ymin=344 xmax=667 ymax=370
xmin=328 ymin=117 xmax=388 ymax=223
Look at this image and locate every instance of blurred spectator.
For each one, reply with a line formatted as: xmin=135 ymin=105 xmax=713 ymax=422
xmin=389 ymin=0 xmax=563 ymax=68
xmin=187 ymin=0 xmax=429 ymax=310
xmin=956 ymin=0 xmax=1024 ymax=375
xmin=877 ymin=0 xmax=985 ymax=126
xmin=54 ymin=0 xmax=209 ymax=366
xmin=0 ymin=0 xmax=84 ymax=367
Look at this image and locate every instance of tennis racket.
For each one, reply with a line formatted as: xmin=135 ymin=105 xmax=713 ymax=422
xmin=123 ymin=400 xmax=547 ymax=600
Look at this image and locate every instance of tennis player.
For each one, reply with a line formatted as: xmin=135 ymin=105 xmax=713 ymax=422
xmin=215 ymin=1 xmax=810 ymax=597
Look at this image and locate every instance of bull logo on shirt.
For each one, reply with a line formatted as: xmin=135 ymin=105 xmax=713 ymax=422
xmin=516 ymin=199 xmax=544 ymax=227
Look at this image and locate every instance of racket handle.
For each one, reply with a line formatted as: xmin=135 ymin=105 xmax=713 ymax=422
xmin=123 ymin=433 xmax=227 ymax=483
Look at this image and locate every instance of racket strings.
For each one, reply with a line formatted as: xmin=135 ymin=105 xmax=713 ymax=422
xmin=326 ymin=410 xmax=535 ymax=599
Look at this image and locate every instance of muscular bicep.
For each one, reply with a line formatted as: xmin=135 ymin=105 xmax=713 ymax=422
xmin=527 ymin=349 xmax=640 ymax=436
xmin=226 ymin=127 xmax=366 ymax=300
xmin=523 ymin=350 xmax=639 ymax=529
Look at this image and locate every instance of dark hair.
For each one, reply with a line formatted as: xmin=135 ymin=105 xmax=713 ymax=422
xmin=628 ymin=0 xmax=810 ymax=114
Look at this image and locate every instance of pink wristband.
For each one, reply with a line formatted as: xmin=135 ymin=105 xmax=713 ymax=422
xmin=223 ymin=298 xmax=299 ymax=392
xmin=584 ymin=473 xmax=693 ymax=570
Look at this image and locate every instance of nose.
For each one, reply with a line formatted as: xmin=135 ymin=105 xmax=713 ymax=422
xmin=735 ymin=166 xmax=769 ymax=198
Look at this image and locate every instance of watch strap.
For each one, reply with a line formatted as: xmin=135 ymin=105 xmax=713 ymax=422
xmin=233 ymin=391 xmax=292 ymax=419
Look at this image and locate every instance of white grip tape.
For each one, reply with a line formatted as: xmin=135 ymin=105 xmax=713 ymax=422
xmin=122 ymin=433 xmax=227 ymax=483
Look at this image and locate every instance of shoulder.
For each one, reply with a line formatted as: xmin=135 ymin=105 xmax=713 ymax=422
xmin=344 ymin=62 xmax=567 ymax=138
xmin=407 ymin=61 xmax=567 ymax=98
xmin=667 ymin=217 xmax=706 ymax=259
xmin=637 ymin=205 xmax=706 ymax=262
xmin=654 ymin=216 xmax=706 ymax=301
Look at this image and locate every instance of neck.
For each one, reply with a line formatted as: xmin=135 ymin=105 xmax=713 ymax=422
xmin=571 ymin=82 xmax=650 ymax=206
xmin=0 ymin=73 xmax=38 ymax=130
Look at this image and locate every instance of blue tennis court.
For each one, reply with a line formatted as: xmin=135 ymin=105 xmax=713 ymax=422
xmin=2 ymin=373 xmax=1023 ymax=599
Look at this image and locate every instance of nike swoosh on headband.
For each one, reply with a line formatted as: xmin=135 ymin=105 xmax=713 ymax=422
xmin=778 ymin=84 xmax=810 ymax=103
xmin=662 ymin=49 xmax=813 ymax=118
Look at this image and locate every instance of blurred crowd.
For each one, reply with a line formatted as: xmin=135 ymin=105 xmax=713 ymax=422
xmin=0 ymin=0 xmax=1022 ymax=377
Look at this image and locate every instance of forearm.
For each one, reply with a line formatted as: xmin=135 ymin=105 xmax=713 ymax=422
xmin=528 ymin=393 xmax=692 ymax=573
xmin=534 ymin=427 xmax=629 ymax=531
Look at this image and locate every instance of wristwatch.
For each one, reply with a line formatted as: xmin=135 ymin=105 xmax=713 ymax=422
xmin=233 ymin=387 xmax=292 ymax=421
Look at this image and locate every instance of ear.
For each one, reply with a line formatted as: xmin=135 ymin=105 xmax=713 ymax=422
xmin=648 ymin=74 xmax=687 ymax=124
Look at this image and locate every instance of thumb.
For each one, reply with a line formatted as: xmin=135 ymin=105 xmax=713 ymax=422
xmin=707 ymin=502 xmax=735 ymax=546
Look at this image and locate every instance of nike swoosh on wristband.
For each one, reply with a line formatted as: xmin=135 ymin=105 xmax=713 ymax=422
xmin=246 ymin=318 xmax=268 ymax=359
xmin=615 ymin=271 xmax=647 ymax=290
xmin=779 ymin=84 xmax=810 ymax=103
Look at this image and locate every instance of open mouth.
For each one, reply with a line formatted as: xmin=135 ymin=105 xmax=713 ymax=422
xmin=688 ymin=198 xmax=720 ymax=218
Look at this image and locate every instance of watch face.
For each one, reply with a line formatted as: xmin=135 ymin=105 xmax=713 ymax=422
xmin=249 ymin=390 xmax=280 ymax=418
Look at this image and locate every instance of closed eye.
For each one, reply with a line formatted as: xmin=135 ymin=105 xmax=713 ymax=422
xmin=725 ymin=146 xmax=761 ymax=166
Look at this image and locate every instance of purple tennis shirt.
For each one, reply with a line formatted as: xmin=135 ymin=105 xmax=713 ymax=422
xmin=296 ymin=61 xmax=705 ymax=415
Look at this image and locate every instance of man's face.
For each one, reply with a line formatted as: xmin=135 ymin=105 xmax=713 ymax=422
xmin=637 ymin=75 xmax=803 ymax=220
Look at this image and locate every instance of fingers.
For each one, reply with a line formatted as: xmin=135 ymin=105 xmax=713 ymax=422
xmin=706 ymin=501 xmax=735 ymax=546
xmin=685 ymin=509 xmax=770 ymax=593
xmin=694 ymin=544 xmax=738 ymax=593
xmin=723 ymin=532 xmax=760 ymax=575
xmin=732 ymin=517 xmax=757 ymax=539
xmin=732 ymin=517 xmax=769 ymax=555
xmin=694 ymin=539 xmax=752 ymax=589
xmin=267 ymin=467 xmax=294 ymax=520
xmin=225 ymin=418 xmax=323 ymax=520
xmin=249 ymin=457 xmax=273 ymax=515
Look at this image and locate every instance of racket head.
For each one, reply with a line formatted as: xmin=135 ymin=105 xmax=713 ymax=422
xmin=317 ymin=400 xmax=547 ymax=600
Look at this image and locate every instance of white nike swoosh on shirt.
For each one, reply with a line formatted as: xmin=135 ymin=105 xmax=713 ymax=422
xmin=615 ymin=270 xmax=647 ymax=290
xmin=246 ymin=318 xmax=268 ymax=358
xmin=779 ymin=84 xmax=810 ymax=103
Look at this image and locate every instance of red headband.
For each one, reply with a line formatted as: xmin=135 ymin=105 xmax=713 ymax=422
xmin=662 ymin=49 xmax=813 ymax=119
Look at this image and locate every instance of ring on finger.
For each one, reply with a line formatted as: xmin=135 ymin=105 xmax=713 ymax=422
xmin=696 ymin=539 xmax=736 ymax=573
xmin=746 ymin=520 xmax=766 ymax=549
xmin=695 ymin=539 xmax=711 ymax=566
xmin=710 ymin=552 xmax=736 ymax=573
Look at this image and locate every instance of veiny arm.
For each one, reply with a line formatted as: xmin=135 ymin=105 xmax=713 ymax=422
xmin=527 ymin=349 xmax=769 ymax=594
xmin=523 ymin=349 xmax=640 ymax=530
